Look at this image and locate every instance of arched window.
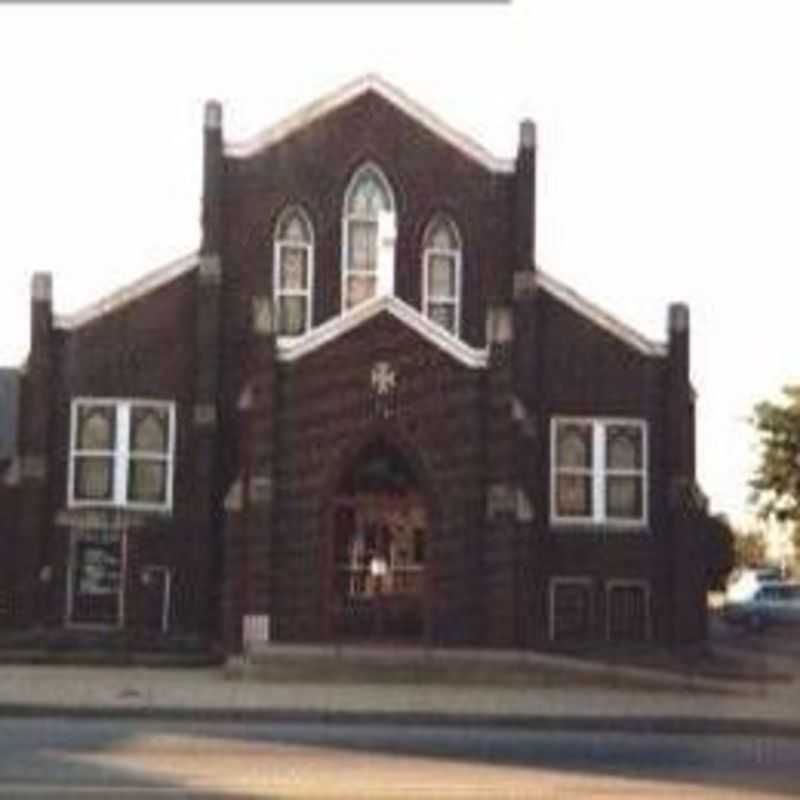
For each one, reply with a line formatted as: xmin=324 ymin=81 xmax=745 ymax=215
xmin=342 ymin=164 xmax=396 ymax=311
xmin=422 ymin=216 xmax=461 ymax=335
xmin=274 ymin=206 xmax=314 ymax=336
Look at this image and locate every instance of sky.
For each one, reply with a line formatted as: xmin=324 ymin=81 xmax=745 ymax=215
xmin=0 ymin=0 xmax=798 ymax=530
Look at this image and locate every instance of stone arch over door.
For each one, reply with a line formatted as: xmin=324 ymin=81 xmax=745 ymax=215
xmin=323 ymin=430 xmax=434 ymax=643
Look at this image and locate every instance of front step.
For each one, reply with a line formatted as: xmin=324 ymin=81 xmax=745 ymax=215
xmin=227 ymin=642 xmax=747 ymax=692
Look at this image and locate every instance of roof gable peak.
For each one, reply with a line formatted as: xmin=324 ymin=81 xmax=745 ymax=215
xmin=224 ymin=74 xmax=514 ymax=173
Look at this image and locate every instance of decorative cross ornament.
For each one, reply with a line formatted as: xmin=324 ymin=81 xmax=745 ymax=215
xmin=371 ymin=361 xmax=396 ymax=396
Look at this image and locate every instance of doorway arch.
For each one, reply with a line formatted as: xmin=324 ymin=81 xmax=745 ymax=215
xmin=327 ymin=437 xmax=429 ymax=642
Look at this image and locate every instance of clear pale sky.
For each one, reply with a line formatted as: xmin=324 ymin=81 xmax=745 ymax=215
xmin=0 ymin=1 xmax=797 ymax=528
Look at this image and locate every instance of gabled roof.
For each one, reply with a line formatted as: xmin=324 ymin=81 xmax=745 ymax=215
xmin=55 ymin=252 xmax=198 ymax=331
xmin=225 ymin=74 xmax=515 ymax=174
xmin=276 ymin=293 xmax=489 ymax=369
xmin=537 ymin=270 xmax=666 ymax=357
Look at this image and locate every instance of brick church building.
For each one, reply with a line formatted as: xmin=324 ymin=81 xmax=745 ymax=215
xmin=0 ymin=76 xmax=709 ymax=653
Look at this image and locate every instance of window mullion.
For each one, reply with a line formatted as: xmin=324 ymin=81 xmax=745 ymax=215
xmin=116 ymin=402 xmax=130 ymax=506
xmin=593 ymin=423 xmax=606 ymax=522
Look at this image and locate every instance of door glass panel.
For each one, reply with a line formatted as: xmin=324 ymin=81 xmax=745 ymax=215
xmin=69 ymin=529 xmax=124 ymax=626
xmin=332 ymin=442 xmax=426 ymax=641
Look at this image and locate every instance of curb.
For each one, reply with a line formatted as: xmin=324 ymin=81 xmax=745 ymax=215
xmin=1 ymin=705 xmax=799 ymax=738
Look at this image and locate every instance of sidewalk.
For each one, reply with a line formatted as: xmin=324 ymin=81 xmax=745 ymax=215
xmin=0 ymin=661 xmax=798 ymax=737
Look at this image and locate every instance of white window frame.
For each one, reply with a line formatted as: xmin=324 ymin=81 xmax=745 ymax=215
xmin=341 ymin=163 xmax=396 ymax=312
xmin=273 ymin=206 xmax=314 ymax=337
xmin=422 ymin=216 xmax=462 ymax=337
xmin=548 ymin=576 xmax=594 ymax=642
xmin=605 ymin=579 xmax=651 ymax=642
xmin=68 ymin=398 xmax=176 ymax=512
xmin=550 ymin=416 xmax=648 ymax=527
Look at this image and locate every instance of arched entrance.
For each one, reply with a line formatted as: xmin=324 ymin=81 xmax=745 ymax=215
xmin=327 ymin=439 xmax=429 ymax=642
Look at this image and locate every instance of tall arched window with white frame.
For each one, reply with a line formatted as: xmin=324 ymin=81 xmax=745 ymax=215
xmin=342 ymin=164 xmax=396 ymax=311
xmin=422 ymin=216 xmax=461 ymax=336
xmin=274 ymin=206 xmax=314 ymax=336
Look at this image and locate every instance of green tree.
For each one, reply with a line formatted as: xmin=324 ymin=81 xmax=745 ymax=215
xmin=733 ymin=529 xmax=767 ymax=568
xmin=751 ymin=385 xmax=800 ymax=561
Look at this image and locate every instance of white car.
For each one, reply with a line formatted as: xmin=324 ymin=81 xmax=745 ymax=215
xmin=725 ymin=567 xmax=783 ymax=603
xmin=722 ymin=581 xmax=800 ymax=630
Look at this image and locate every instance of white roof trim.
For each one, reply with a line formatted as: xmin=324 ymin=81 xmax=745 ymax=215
xmin=55 ymin=252 xmax=198 ymax=330
xmin=225 ymin=74 xmax=515 ymax=174
xmin=537 ymin=270 xmax=667 ymax=357
xmin=277 ymin=294 xmax=489 ymax=369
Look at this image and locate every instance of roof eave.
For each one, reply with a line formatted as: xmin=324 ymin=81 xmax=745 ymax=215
xmin=536 ymin=270 xmax=667 ymax=357
xmin=54 ymin=252 xmax=199 ymax=331
xmin=277 ymin=294 xmax=489 ymax=369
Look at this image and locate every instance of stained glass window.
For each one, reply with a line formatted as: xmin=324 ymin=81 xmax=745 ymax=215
xmin=130 ymin=407 xmax=169 ymax=453
xmin=77 ymin=405 xmax=115 ymax=450
xmin=604 ymin=424 xmax=644 ymax=520
xmin=70 ymin=400 xmax=175 ymax=510
xmin=552 ymin=419 xmax=647 ymax=525
xmin=128 ymin=461 xmax=168 ymax=504
xmin=128 ymin=406 xmax=170 ymax=504
xmin=73 ymin=405 xmax=115 ymax=501
xmin=75 ymin=457 xmax=114 ymax=501
xmin=423 ymin=217 xmax=460 ymax=334
xmin=557 ymin=424 xmax=592 ymax=469
xmin=274 ymin=207 xmax=313 ymax=336
xmin=343 ymin=165 xmax=395 ymax=310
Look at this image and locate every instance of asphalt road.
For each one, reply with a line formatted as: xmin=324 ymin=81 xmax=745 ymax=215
xmin=711 ymin=612 xmax=800 ymax=663
xmin=0 ymin=718 xmax=798 ymax=799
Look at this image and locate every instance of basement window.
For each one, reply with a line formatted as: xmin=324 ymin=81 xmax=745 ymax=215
xmin=68 ymin=398 xmax=175 ymax=512
xmin=550 ymin=417 xmax=647 ymax=526
xmin=549 ymin=577 xmax=594 ymax=642
xmin=607 ymin=580 xmax=650 ymax=642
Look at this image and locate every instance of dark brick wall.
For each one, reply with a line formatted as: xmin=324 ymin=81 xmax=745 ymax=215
xmin=6 ymin=85 xmax=706 ymax=652
xmin=270 ymin=312 xmax=484 ymax=645
xmin=38 ymin=270 xmax=219 ymax=638
xmin=220 ymin=90 xmax=514 ymax=353
xmin=0 ymin=483 xmax=19 ymax=628
xmin=516 ymin=288 xmax=680 ymax=645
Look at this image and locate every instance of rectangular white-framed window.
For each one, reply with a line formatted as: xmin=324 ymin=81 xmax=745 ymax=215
xmin=549 ymin=576 xmax=594 ymax=642
xmin=606 ymin=579 xmax=651 ymax=643
xmin=550 ymin=417 xmax=648 ymax=526
xmin=68 ymin=398 xmax=176 ymax=512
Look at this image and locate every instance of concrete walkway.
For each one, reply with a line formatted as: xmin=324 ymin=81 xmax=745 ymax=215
xmin=0 ymin=662 xmax=798 ymax=737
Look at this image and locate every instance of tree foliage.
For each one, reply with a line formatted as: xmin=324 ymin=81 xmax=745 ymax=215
xmin=751 ymin=385 xmax=800 ymax=556
xmin=733 ymin=529 xmax=767 ymax=569
xmin=704 ymin=514 xmax=736 ymax=590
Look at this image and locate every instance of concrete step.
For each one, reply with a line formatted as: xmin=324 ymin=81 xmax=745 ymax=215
xmin=228 ymin=642 xmax=779 ymax=694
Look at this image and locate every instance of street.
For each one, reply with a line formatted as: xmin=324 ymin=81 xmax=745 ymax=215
xmin=0 ymin=717 xmax=798 ymax=799
xmin=710 ymin=611 xmax=800 ymax=663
